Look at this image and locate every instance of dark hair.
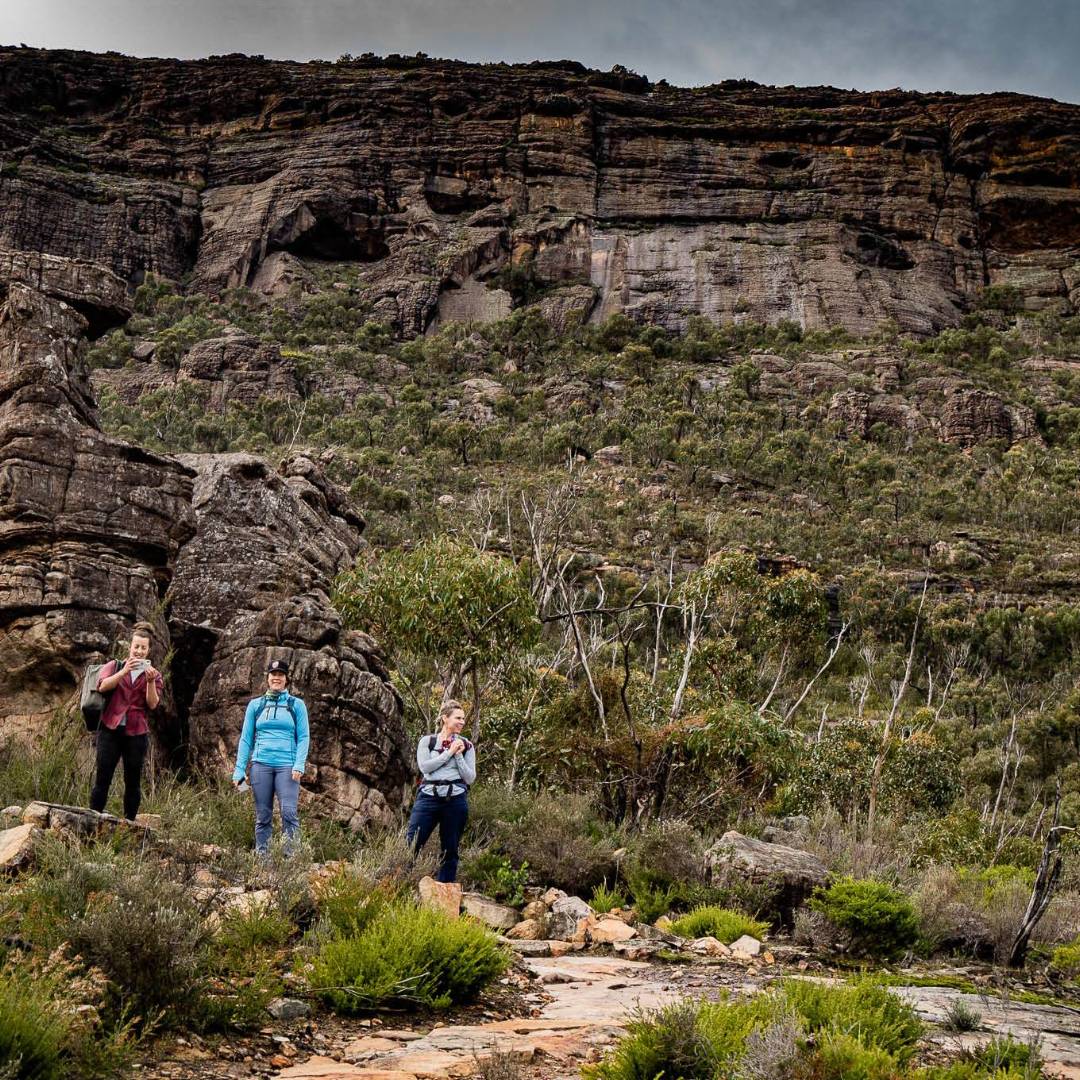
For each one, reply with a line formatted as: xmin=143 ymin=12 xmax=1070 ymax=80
xmin=131 ymin=621 xmax=154 ymax=643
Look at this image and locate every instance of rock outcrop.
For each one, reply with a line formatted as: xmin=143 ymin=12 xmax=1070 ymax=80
xmin=0 ymin=252 xmax=195 ymax=741
xmin=1 ymin=48 xmax=1078 ymax=337
xmin=168 ymin=452 xmax=410 ymax=828
xmin=0 ymin=252 xmax=409 ymax=828
xmin=93 ymin=329 xmax=301 ymax=411
xmin=707 ymin=830 xmax=829 ymax=925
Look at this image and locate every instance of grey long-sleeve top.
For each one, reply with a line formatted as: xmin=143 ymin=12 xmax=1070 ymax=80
xmin=416 ymin=735 xmax=477 ymax=796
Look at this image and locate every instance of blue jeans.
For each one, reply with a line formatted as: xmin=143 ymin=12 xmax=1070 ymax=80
xmin=407 ymin=790 xmax=468 ymax=883
xmin=249 ymin=762 xmax=300 ymax=855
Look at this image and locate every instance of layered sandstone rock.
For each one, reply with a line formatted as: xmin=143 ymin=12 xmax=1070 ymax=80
xmin=92 ymin=329 xmax=301 ymax=409
xmin=168 ymin=452 xmax=410 ymax=827
xmin=0 ymin=253 xmax=409 ymax=827
xmin=0 ymin=253 xmax=194 ymax=741
xmin=0 ymin=48 xmax=1077 ymax=337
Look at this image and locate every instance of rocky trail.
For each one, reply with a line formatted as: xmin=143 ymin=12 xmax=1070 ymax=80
xmin=137 ymin=950 xmax=1080 ymax=1080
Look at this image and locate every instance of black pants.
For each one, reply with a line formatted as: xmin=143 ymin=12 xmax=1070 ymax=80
xmin=89 ymin=726 xmax=148 ymax=820
xmin=407 ymin=791 xmax=468 ymax=883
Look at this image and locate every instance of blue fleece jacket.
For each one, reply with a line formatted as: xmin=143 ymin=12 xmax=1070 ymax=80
xmin=232 ymin=691 xmax=310 ymax=779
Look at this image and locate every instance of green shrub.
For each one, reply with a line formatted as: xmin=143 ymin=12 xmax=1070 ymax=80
xmin=0 ymin=966 xmax=69 ymax=1080
xmin=493 ymin=793 xmax=616 ymax=894
xmin=974 ymin=1037 xmax=1040 ymax=1074
xmin=9 ymin=835 xmax=122 ymax=949
xmin=68 ymin=857 xmax=213 ymax=1020
xmin=583 ymin=995 xmax=783 ymax=1080
xmin=460 ymin=852 xmax=529 ymax=906
xmin=216 ymin=898 xmax=295 ymax=962
xmin=310 ymin=900 xmax=509 ymax=1011
xmin=141 ymin=771 xmax=255 ymax=852
xmin=941 ymin=997 xmax=982 ymax=1033
xmin=0 ymin=958 xmax=140 ymax=1080
xmin=810 ymin=877 xmax=920 ymax=957
xmin=0 ymin=713 xmax=89 ymax=809
xmin=587 ymin=979 xmax=923 ymax=1080
xmin=813 ymin=1029 xmax=900 ymax=1080
xmin=628 ymin=879 xmax=678 ymax=924
xmin=669 ymin=906 xmax=768 ymax=944
xmin=1050 ymin=938 xmax=1080 ymax=979
xmin=782 ymin=978 xmax=923 ymax=1064
xmin=314 ymin=868 xmax=395 ymax=938
xmin=590 ymin=880 xmax=628 ymax=915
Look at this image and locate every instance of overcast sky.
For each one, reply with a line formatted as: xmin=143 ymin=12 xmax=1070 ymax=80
xmin=2 ymin=0 xmax=1077 ymax=103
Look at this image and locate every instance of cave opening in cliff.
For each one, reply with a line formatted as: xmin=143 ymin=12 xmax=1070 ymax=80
xmin=271 ymin=215 xmax=390 ymax=263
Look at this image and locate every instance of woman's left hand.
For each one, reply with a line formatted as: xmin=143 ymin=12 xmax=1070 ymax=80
xmin=292 ymin=770 xmax=302 ymax=782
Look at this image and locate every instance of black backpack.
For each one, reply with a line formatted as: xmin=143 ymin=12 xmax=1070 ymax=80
xmin=79 ymin=657 xmax=119 ymax=732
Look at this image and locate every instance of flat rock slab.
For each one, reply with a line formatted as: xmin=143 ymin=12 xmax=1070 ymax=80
xmin=525 ymin=954 xmax=680 ymax=1022
xmin=340 ymin=1015 xmax=622 ymax=1079
xmin=894 ymin=985 xmax=1080 ymax=1068
xmin=275 ymin=1057 xmax=415 ymax=1078
xmin=461 ymin=892 xmax=519 ymax=931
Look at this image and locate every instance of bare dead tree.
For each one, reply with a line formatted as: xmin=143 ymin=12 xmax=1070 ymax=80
xmin=557 ymin=576 xmax=608 ymax=738
xmin=756 ymin=645 xmax=789 ymax=714
xmin=783 ymin=623 xmax=849 ymax=724
xmin=1009 ymin=785 xmax=1075 ymax=968
xmin=867 ymin=575 xmax=928 ymax=839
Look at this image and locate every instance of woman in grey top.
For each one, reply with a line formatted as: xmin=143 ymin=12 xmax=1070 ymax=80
xmin=406 ymin=699 xmax=476 ymax=882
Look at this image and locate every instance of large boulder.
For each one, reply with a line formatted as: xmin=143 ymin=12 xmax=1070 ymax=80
xmin=706 ymin=831 xmax=829 ymax=926
xmin=171 ymin=451 xmax=410 ymax=828
xmin=0 ymin=253 xmax=195 ymax=744
xmin=941 ymin=388 xmax=1039 ymax=448
xmin=187 ymin=596 xmax=409 ymax=827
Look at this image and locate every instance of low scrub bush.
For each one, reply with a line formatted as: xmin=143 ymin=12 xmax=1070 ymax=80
xmin=0 ymin=713 xmax=90 ymax=809
xmin=67 ymin=856 xmax=213 ymax=1021
xmin=586 ymin=979 xmax=923 ymax=1080
xmin=492 ymin=792 xmax=616 ymax=894
xmin=590 ymin=881 xmax=628 ymax=914
xmin=310 ymin=899 xmax=509 ymax=1011
xmin=809 ymin=876 xmax=920 ymax=958
xmin=912 ymin=864 xmax=1050 ymax=962
xmin=313 ymin=867 xmax=396 ymax=938
xmin=1050 ymin=937 xmax=1080 ymax=979
xmin=142 ymin=772 xmax=255 ymax=853
xmin=0 ymin=964 xmax=70 ymax=1080
xmin=460 ymin=852 xmax=529 ymax=905
xmin=942 ymin=998 xmax=982 ymax=1033
xmin=813 ymin=1029 xmax=900 ymax=1080
xmin=7 ymin=834 xmax=121 ymax=949
xmin=669 ymin=906 xmax=768 ymax=944
xmin=0 ymin=955 xmax=140 ymax=1079
xmin=782 ymin=979 xmax=923 ymax=1064
xmin=216 ymin=898 xmax=295 ymax=962
xmin=584 ymin=996 xmax=784 ymax=1080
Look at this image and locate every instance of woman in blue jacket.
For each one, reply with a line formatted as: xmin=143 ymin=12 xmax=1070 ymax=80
xmin=232 ymin=658 xmax=310 ymax=856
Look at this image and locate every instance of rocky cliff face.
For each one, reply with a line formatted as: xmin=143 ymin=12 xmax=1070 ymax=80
xmin=0 ymin=48 xmax=1077 ymax=337
xmin=0 ymin=253 xmax=193 ymax=742
xmin=0 ymin=251 xmax=409 ymax=825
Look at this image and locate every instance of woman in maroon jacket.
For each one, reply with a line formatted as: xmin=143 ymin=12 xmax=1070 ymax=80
xmin=90 ymin=622 xmax=163 ymax=820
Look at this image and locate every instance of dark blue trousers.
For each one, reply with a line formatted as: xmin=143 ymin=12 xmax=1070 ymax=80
xmin=407 ymin=790 xmax=468 ymax=883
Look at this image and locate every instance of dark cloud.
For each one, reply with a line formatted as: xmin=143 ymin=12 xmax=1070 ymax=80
xmin=2 ymin=0 xmax=1076 ymax=102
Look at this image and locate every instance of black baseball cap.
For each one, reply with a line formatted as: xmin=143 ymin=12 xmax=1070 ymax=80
xmin=267 ymin=659 xmax=290 ymax=675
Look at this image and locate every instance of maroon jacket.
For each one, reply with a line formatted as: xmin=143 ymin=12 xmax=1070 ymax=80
xmin=96 ymin=660 xmax=163 ymax=736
